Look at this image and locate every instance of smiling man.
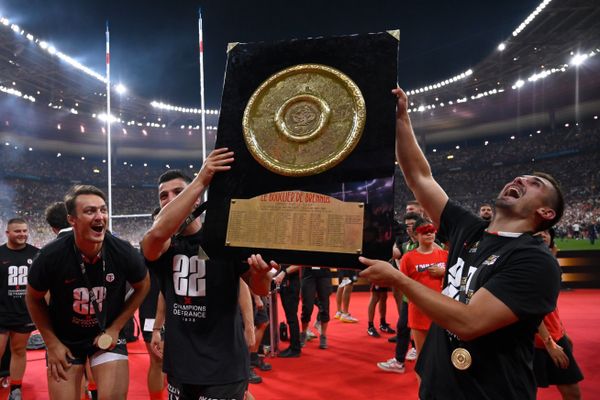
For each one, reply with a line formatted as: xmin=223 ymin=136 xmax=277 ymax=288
xmin=360 ymin=88 xmax=564 ymax=399
xmin=26 ymin=185 xmax=149 ymax=400
xmin=0 ymin=218 xmax=39 ymax=400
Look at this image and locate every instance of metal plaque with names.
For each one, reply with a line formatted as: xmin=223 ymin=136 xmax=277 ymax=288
xmin=225 ymin=191 xmax=364 ymax=254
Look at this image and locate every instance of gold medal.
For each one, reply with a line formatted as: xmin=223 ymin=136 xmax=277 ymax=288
xmin=451 ymin=347 xmax=472 ymax=370
xmin=97 ymin=333 xmax=113 ymax=350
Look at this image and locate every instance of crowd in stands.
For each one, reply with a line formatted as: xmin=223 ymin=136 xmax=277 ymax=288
xmin=1 ymin=123 xmax=599 ymax=247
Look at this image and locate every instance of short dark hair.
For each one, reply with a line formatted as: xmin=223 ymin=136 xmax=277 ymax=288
xmin=158 ymin=169 xmax=192 ymax=185
xmin=403 ymin=212 xmax=421 ymax=222
xmin=479 ymin=203 xmax=492 ymax=209
xmin=45 ymin=202 xmax=69 ymax=230
xmin=413 ymin=217 xmax=429 ymax=230
xmin=533 ymin=172 xmax=564 ymax=231
xmin=7 ymin=217 xmax=26 ymax=227
xmin=64 ymin=185 xmax=107 ymax=216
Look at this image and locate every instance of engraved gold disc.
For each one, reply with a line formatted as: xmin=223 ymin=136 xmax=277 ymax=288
xmin=451 ymin=347 xmax=472 ymax=370
xmin=243 ymin=64 xmax=366 ymax=177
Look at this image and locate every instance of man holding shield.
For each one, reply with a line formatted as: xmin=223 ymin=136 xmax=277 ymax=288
xmin=360 ymin=88 xmax=564 ymax=399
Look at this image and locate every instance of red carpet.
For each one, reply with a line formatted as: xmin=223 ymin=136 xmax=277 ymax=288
xmin=2 ymin=290 xmax=598 ymax=399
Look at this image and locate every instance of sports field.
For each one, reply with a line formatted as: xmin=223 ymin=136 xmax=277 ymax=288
xmin=555 ymin=238 xmax=600 ymax=251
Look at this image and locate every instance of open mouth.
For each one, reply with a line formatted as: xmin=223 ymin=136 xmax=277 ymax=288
xmin=504 ymin=186 xmax=522 ymax=199
xmin=91 ymin=226 xmax=104 ymax=233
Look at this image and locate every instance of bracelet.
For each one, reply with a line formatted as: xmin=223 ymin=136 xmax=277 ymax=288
xmin=152 ymin=327 xmax=162 ymax=331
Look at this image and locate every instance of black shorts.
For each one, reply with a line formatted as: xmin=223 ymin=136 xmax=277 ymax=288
xmin=533 ymin=336 xmax=584 ymax=387
xmin=140 ymin=318 xmax=155 ymax=343
xmin=337 ymin=270 xmax=358 ymax=281
xmin=0 ymin=322 xmax=36 ymax=334
xmin=167 ymin=376 xmax=247 ymax=400
xmin=53 ymin=337 xmax=128 ymax=366
xmin=254 ymin=306 xmax=269 ymax=326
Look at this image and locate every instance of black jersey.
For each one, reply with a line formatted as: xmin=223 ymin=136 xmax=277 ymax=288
xmin=28 ymin=231 xmax=147 ymax=349
xmin=415 ymin=200 xmax=560 ymax=400
xmin=138 ymin=266 xmax=160 ymax=322
xmin=0 ymin=243 xmax=39 ymax=327
xmin=148 ymin=229 xmax=249 ymax=385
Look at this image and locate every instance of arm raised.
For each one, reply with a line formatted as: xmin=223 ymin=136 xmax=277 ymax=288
xmin=393 ymin=88 xmax=448 ymax=226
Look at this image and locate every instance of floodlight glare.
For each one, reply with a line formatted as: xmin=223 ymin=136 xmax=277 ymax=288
xmin=570 ymin=54 xmax=588 ymax=66
xmin=115 ymin=83 xmax=127 ymax=94
xmin=498 ymin=43 xmax=506 ymax=51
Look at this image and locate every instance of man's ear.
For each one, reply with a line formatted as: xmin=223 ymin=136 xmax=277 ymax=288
xmin=537 ymin=207 xmax=556 ymax=222
xmin=67 ymin=214 xmax=76 ymax=227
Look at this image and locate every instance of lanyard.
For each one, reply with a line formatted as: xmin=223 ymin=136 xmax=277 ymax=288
xmin=74 ymin=244 xmax=107 ymax=331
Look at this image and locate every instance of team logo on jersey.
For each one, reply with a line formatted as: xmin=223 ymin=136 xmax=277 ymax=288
xmin=106 ymin=273 xmax=115 ymax=282
xmin=27 ymin=258 xmax=33 ymax=265
xmin=482 ymin=255 xmax=500 ymax=266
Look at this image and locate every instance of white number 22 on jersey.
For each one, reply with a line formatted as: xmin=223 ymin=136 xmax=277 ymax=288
xmin=172 ymin=255 xmax=206 ymax=297
xmin=7 ymin=265 xmax=28 ymax=286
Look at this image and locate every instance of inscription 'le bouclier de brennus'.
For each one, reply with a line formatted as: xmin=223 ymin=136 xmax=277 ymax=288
xmin=226 ymin=191 xmax=364 ymax=254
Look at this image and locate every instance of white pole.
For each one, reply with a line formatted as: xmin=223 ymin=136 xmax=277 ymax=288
xmin=106 ymin=22 xmax=113 ymax=232
xmin=198 ymin=8 xmax=207 ymax=201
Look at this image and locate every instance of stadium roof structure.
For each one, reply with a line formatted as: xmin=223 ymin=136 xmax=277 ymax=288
xmin=406 ymin=0 xmax=600 ymax=146
xmin=0 ymin=0 xmax=599 ymax=157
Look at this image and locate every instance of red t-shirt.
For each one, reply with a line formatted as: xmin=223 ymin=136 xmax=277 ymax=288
xmin=534 ymin=307 xmax=565 ymax=348
xmin=400 ymin=248 xmax=448 ymax=330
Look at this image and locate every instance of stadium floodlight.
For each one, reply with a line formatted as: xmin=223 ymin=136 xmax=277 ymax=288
xmin=115 ymin=83 xmax=127 ymax=95
xmin=512 ymin=0 xmax=553 ymax=37
xmin=498 ymin=43 xmax=506 ymax=51
xmin=512 ymin=79 xmax=525 ymax=89
xmin=570 ymin=53 xmax=588 ymax=66
xmin=97 ymin=113 xmax=120 ymax=124
xmin=0 ymin=17 xmax=9 ymax=26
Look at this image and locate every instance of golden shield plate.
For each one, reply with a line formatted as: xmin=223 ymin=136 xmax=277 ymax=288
xmin=243 ymin=64 xmax=366 ymax=177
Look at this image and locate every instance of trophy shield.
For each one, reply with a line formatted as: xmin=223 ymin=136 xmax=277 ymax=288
xmin=202 ymin=30 xmax=399 ymax=269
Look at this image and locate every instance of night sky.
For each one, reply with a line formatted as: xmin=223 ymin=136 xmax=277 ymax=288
xmin=2 ymin=0 xmax=541 ymax=108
